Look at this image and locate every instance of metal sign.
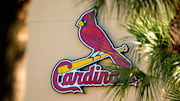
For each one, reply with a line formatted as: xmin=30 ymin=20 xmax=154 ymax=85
xmin=51 ymin=9 xmax=137 ymax=93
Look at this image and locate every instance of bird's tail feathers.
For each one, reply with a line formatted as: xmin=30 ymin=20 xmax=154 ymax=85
xmin=109 ymin=52 xmax=130 ymax=68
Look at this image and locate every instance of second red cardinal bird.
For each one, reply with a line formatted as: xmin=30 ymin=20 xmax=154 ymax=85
xmin=76 ymin=9 xmax=131 ymax=68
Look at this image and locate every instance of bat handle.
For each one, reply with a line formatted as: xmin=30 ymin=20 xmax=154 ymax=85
xmin=57 ymin=60 xmax=72 ymax=69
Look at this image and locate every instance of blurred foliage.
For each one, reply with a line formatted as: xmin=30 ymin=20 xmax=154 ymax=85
xmin=0 ymin=0 xmax=29 ymax=101
xmin=78 ymin=0 xmax=178 ymax=20
xmin=105 ymin=14 xmax=180 ymax=101
xmin=126 ymin=14 xmax=180 ymax=101
xmin=104 ymin=14 xmax=180 ymax=101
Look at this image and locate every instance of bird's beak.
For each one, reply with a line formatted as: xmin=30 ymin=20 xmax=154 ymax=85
xmin=78 ymin=21 xmax=84 ymax=27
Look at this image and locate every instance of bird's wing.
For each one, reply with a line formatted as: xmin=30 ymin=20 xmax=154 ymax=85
xmin=86 ymin=29 xmax=115 ymax=53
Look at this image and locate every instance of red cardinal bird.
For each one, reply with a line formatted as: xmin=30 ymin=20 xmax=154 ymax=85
xmin=76 ymin=9 xmax=131 ymax=68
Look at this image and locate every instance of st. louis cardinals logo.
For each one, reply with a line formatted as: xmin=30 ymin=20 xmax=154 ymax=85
xmin=51 ymin=9 xmax=137 ymax=93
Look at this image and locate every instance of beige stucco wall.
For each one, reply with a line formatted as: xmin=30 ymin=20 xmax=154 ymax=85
xmin=24 ymin=0 xmax=136 ymax=101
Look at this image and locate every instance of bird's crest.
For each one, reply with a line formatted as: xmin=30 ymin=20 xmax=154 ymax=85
xmin=81 ymin=8 xmax=96 ymax=20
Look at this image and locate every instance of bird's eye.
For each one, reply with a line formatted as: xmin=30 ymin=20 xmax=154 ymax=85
xmin=83 ymin=20 xmax=87 ymax=23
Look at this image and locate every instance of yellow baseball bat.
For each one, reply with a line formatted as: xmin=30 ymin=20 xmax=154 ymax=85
xmin=58 ymin=45 xmax=128 ymax=74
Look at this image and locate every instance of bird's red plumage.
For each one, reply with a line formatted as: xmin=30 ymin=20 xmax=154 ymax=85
xmin=78 ymin=10 xmax=130 ymax=68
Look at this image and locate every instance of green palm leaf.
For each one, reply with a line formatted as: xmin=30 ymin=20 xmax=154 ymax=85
xmin=103 ymin=13 xmax=180 ymax=101
xmin=126 ymin=14 xmax=180 ymax=101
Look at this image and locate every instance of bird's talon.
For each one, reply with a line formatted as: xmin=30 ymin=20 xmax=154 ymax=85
xmin=91 ymin=51 xmax=100 ymax=57
xmin=99 ymin=52 xmax=104 ymax=55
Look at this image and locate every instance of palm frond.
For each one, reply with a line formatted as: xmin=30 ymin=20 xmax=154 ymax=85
xmin=78 ymin=0 xmax=176 ymax=20
xmin=105 ymin=63 xmax=159 ymax=101
xmin=126 ymin=13 xmax=180 ymax=101
xmin=162 ymin=82 xmax=180 ymax=101
xmin=105 ymin=12 xmax=180 ymax=101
